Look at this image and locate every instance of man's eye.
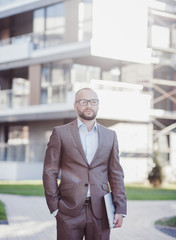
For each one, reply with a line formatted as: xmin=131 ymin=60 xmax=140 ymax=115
xmin=80 ymin=100 xmax=87 ymax=104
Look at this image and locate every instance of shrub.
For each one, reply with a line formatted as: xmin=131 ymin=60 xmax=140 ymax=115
xmin=148 ymin=152 xmax=163 ymax=187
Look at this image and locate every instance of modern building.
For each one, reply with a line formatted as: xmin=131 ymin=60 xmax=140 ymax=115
xmin=0 ymin=0 xmax=176 ymax=182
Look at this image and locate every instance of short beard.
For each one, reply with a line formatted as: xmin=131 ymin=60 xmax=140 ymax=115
xmin=78 ymin=111 xmax=97 ymax=121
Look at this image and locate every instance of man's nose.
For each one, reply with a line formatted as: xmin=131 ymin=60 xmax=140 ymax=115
xmin=87 ymin=101 xmax=92 ymax=107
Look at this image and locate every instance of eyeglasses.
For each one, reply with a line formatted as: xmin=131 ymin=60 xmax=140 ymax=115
xmin=75 ymin=99 xmax=99 ymax=106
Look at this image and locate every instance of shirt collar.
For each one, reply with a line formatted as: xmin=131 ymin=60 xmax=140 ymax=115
xmin=77 ymin=118 xmax=97 ymax=131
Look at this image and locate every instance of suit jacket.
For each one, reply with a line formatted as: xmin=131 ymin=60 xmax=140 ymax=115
xmin=43 ymin=119 xmax=127 ymax=219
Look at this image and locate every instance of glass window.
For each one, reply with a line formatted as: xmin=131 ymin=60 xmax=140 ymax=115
xmin=72 ymin=64 xmax=100 ymax=83
xmin=40 ymin=61 xmax=71 ymax=104
xmin=45 ymin=3 xmax=65 ymax=47
xmin=52 ymin=68 xmax=64 ymax=83
xmin=33 ymin=8 xmax=45 ymax=48
xmin=41 ymin=89 xmax=48 ymax=104
xmin=7 ymin=126 xmax=29 ymax=162
xmin=33 ymin=8 xmax=45 ymax=33
xmin=46 ymin=3 xmax=65 ymax=29
xmin=12 ymin=78 xmax=30 ymax=108
xmin=8 ymin=126 xmax=29 ymax=145
xmin=78 ymin=0 xmax=93 ymax=41
xmin=33 ymin=2 xmax=65 ymax=48
xmin=41 ymin=64 xmax=51 ymax=83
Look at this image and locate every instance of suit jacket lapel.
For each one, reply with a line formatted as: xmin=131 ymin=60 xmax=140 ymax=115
xmin=70 ymin=120 xmax=88 ymax=165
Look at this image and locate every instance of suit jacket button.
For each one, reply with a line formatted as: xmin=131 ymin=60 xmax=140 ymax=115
xmin=85 ymin=184 xmax=88 ymax=187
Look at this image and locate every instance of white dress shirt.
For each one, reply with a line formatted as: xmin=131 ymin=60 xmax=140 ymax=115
xmin=77 ymin=118 xmax=98 ymax=197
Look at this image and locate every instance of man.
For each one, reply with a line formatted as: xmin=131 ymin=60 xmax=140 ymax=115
xmin=43 ymin=88 xmax=127 ymax=240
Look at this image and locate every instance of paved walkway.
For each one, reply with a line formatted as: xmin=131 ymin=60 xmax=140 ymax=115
xmin=0 ymin=194 xmax=176 ymax=240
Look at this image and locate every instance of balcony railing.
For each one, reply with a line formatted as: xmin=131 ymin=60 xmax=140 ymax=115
xmin=0 ymin=143 xmax=46 ymax=162
xmin=0 ymin=29 xmax=65 ymax=50
xmin=0 ymin=85 xmax=71 ymax=109
xmin=0 ymin=33 xmax=32 ymax=47
xmin=0 ymin=142 xmax=152 ymax=163
xmin=0 ymin=89 xmax=30 ymax=109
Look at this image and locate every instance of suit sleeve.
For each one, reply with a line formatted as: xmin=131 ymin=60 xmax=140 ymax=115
xmin=108 ymin=131 xmax=127 ymax=215
xmin=43 ymin=128 xmax=61 ymax=213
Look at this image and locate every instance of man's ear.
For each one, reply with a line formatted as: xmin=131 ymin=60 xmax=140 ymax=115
xmin=73 ymin=103 xmax=77 ymax=112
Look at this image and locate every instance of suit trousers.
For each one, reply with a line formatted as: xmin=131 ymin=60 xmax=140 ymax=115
xmin=56 ymin=202 xmax=110 ymax=240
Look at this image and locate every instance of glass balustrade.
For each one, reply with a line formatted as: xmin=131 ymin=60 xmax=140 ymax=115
xmin=0 ymin=143 xmax=46 ymax=162
xmin=0 ymin=89 xmax=30 ymax=109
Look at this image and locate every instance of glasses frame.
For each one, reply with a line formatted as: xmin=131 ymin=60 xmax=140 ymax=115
xmin=75 ymin=99 xmax=99 ymax=106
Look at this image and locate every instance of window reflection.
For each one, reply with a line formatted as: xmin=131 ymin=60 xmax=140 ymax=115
xmin=78 ymin=0 xmax=93 ymax=41
xmin=33 ymin=3 xmax=65 ymax=49
xmin=7 ymin=126 xmax=29 ymax=162
xmin=33 ymin=8 xmax=45 ymax=49
xmin=41 ymin=62 xmax=71 ymax=104
xmin=12 ymin=78 xmax=30 ymax=108
xmin=46 ymin=4 xmax=65 ymax=29
xmin=71 ymin=64 xmax=100 ymax=84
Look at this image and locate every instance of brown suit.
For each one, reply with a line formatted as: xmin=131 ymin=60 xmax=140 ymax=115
xmin=43 ymin=119 xmax=126 ymax=239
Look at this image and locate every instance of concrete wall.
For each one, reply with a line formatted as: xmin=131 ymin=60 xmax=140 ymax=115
xmin=29 ymin=64 xmax=41 ymax=105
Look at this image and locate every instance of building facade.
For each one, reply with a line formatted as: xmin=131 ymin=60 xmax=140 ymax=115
xmin=0 ymin=0 xmax=176 ymax=182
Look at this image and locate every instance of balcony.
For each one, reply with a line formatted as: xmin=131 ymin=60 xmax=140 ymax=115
xmin=0 ymin=34 xmax=32 ymax=64
xmin=0 ymin=89 xmax=30 ymax=109
xmin=0 ymin=142 xmax=46 ymax=162
xmin=0 ymin=31 xmax=65 ymax=63
xmin=0 ymin=89 xmax=76 ymax=122
xmin=0 ymin=32 xmax=90 ymax=68
xmin=0 ymin=79 xmax=152 ymax=123
xmin=148 ymin=6 xmax=176 ymax=53
xmin=148 ymin=0 xmax=176 ymax=15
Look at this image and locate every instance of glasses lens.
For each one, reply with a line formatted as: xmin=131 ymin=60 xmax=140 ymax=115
xmin=90 ymin=99 xmax=99 ymax=105
xmin=76 ymin=99 xmax=99 ymax=106
xmin=79 ymin=99 xmax=87 ymax=106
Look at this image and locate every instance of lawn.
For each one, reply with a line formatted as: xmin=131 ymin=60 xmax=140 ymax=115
xmin=0 ymin=180 xmax=44 ymax=196
xmin=125 ymin=184 xmax=176 ymax=200
xmin=0 ymin=181 xmax=176 ymax=200
xmin=155 ymin=216 xmax=176 ymax=228
xmin=0 ymin=200 xmax=7 ymax=221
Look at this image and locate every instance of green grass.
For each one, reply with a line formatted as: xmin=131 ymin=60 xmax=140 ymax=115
xmin=0 ymin=181 xmax=176 ymax=200
xmin=0 ymin=180 xmax=44 ymax=196
xmin=0 ymin=201 xmax=7 ymax=221
xmin=155 ymin=216 xmax=176 ymax=227
xmin=125 ymin=184 xmax=176 ymax=200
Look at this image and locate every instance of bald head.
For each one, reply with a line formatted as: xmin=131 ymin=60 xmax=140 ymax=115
xmin=75 ymin=88 xmax=98 ymax=102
